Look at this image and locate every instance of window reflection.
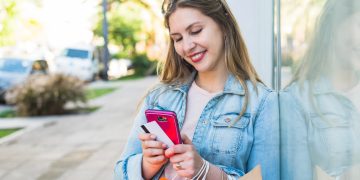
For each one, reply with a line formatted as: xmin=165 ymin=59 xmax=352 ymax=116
xmin=280 ymin=0 xmax=360 ymax=179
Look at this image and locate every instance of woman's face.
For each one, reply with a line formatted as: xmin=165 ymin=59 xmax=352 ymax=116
xmin=335 ymin=12 xmax=360 ymax=71
xmin=168 ymin=7 xmax=226 ymax=74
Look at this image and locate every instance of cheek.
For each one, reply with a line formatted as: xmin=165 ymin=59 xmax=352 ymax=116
xmin=174 ymin=44 xmax=184 ymax=57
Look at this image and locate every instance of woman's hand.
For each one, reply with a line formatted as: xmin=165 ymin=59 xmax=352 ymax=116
xmin=139 ymin=133 xmax=168 ymax=179
xmin=165 ymin=134 xmax=204 ymax=179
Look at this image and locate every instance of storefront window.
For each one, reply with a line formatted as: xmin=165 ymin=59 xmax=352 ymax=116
xmin=279 ymin=0 xmax=360 ymax=179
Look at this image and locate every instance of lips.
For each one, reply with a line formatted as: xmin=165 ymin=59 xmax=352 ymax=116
xmin=188 ymin=50 xmax=206 ymax=63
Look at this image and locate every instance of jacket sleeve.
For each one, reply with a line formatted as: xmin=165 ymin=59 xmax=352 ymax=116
xmin=279 ymin=90 xmax=313 ymax=180
xmin=114 ymin=95 xmax=150 ymax=180
xmin=247 ymin=91 xmax=280 ymax=180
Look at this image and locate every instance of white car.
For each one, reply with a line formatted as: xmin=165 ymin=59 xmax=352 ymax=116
xmin=55 ymin=47 xmax=98 ymax=81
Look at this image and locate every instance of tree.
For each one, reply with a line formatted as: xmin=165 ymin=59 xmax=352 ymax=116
xmin=94 ymin=0 xmax=167 ymax=76
xmin=0 ymin=0 xmax=18 ymax=46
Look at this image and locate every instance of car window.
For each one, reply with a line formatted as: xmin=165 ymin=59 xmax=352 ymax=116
xmin=0 ymin=58 xmax=31 ymax=73
xmin=64 ymin=49 xmax=89 ymax=59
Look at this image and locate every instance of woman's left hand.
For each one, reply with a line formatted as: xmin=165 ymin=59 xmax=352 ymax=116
xmin=164 ymin=134 xmax=204 ymax=178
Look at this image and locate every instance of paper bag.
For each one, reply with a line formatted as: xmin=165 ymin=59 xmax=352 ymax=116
xmin=239 ymin=165 xmax=262 ymax=180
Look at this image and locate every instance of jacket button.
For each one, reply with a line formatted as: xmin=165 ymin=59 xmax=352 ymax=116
xmin=225 ymin=118 xmax=231 ymax=123
xmin=203 ymin=120 xmax=208 ymax=125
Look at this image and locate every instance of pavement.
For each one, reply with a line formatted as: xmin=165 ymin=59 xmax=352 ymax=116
xmin=0 ymin=76 xmax=158 ymax=180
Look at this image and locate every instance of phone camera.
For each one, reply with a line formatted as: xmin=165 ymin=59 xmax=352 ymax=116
xmin=158 ymin=116 xmax=167 ymax=122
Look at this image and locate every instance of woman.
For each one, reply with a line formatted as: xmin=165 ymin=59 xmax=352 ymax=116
xmin=280 ymin=0 xmax=360 ymax=179
xmin=115 ymin=0 xmax=279 ymax=179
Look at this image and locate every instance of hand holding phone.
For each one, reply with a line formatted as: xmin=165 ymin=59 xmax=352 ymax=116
xmin=138 ymin=132 xmax=168 ymax=179
xmin=144 ymin=109 xmax=182 ymax=145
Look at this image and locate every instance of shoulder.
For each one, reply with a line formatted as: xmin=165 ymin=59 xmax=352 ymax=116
xmin=246 ymin=81 xmax=274 ymax=100
xmin=243 ymin=81 xmax=277 ymax=112
xmin=144 ymin=82 xmax=183 ymax=103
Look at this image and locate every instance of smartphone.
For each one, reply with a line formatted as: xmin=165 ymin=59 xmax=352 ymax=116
xmin=145 ymin=109 xmax=182 ymax=144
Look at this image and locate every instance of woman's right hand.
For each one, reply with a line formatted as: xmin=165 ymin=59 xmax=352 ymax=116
xmin=139 ymin=133 xmax=168 ymax=179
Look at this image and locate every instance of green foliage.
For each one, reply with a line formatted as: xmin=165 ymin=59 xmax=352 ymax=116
xmin=0 ymin=0 xmax=19 ymax=46
xmin=95 ymin=2 xmax=146 ymax=57
xmin=132 ymin=54 xmax=157 ymax=76
xmin=5 ymin=74 xmax=87 ymax=116
xmin=116 ymin=74 xmax=143 ymax=81
xmin=0 ymin=109 xmax=16 ymax=118
xmin=85 ymin=88 xmax=116 ymax=100
xmin=0 ymin=128 xmax=21 ymax=138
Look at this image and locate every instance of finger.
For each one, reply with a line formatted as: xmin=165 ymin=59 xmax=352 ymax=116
xmin=143 ymin=148 xmax=165 ymax=157
xmin=164 ymin=144 xmax=187 ymax=157
xmin=138 ymin=133 xmax=156 ymax=141
xmin=143 ymin=140 xmax=164 ymax=149
xmin=168 ymin=153 xmax=187 ymax=163
xmin=147 ymin=155 xmax=167 ymax=164
xmin=181 ymin=134 xmax=192 ymax=144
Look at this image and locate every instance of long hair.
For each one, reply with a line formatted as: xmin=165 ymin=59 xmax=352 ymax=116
xmin=291 ymin=0 xmax=360 ymax=119
xmin=160 ymin=0 xmax=262 ymax=124
xmin=292 ymin=0 xmax=360 ymax=86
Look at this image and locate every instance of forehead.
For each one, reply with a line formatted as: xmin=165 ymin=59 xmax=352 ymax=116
xmin=168 ymin=7 xmax=211 ymax=32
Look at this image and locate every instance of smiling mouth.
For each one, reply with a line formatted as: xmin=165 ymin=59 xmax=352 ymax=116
xmin=189 ymin=51 xmax=206 ymax=63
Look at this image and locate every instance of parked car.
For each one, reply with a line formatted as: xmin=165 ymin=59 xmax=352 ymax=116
xmin=0 ymin=57 xmax=49 ymax=102
xmin=54 ymin=46 xmax=99 ymax=82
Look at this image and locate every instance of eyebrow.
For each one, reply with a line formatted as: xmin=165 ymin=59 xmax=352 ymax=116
xmin=170 ymin=22 xmax=202 ymax=36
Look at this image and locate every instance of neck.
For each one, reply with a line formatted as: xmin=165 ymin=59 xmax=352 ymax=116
xmin=330 ymin=68 xmax=359 ymax=92
xmin=195 ymin=70 xmax=228 ymax=93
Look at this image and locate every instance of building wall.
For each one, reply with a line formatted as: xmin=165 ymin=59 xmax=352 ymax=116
xmin=227 ymin=0 xmax=274 ymax=87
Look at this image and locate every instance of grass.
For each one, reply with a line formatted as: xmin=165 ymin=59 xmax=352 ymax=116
xmin=0 ymin=106 xmax=101 ymax=119
xmin=0 ymin=128 xmax=21 ymax=138
xmin=0 ymin=109 xmax=16 ymax=118
xmin=65 ymin=106 xmax=100 ymax=114
xmin=115 ymin=74 xmax=143 ymax=81
xmin=85 ymin=87 xmax=117 ymax=100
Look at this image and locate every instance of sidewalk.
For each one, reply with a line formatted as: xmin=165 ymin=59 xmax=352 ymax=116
xmin=0 ymin=76 xmax=158 ymax=180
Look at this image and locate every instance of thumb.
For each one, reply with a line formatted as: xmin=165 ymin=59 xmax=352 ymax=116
xmin=181 ymin=134 xmax=192 ymax=144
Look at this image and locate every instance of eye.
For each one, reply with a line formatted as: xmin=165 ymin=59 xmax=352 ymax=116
xmin=174 ymin=37 xmax=183 ymax=42
xmin=191 ymin=29 xmax=202 ymax=35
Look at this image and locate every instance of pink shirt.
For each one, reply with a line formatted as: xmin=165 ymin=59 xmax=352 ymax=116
xmin=162 ymin=81 xmax=219 ymax=179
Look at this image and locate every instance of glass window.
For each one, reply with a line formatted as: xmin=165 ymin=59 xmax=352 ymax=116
xmin=64 ymin=49 xmax=89 ymax=59
xmin=278 ymin=0 xmax=360 ymax=179
xmin=0 ymin=58 xmax=30 ymax=73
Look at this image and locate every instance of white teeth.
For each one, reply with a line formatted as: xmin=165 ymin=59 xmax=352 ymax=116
xmin=192 ymin=52 xmax=203 ymax=60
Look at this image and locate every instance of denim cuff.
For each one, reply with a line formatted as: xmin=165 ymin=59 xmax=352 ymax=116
xmin=217 ymin=164 xmax=245 ymax=178
xmin=126 ymin=154 xmax=144 ymax=180
xmin=114 ymin=153 xmax=144 ymax=180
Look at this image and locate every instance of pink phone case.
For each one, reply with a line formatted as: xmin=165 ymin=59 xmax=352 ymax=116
xmin=145 ymin=109 xmax=182 ymax=144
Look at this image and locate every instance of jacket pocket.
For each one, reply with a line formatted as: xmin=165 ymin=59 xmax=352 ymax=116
xmin=210 ymin=113 xmax=250 ymax=155
xmin=309 ymin=113 xmax=352 ymax=155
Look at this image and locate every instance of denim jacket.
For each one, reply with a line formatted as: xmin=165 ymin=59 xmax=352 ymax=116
xmin=114 ymin=74 xmax=280 ymax=180
xmin=280 ymin=80 xmax=360 ymax=179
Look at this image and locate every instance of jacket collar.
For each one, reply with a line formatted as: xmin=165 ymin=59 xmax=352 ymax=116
xmin=174 ymin=72 xmax=245 ymax=95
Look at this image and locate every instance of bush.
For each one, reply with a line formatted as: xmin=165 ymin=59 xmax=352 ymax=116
xmin=132 ymin=54 xmax=157 ymax=76
xmin=5 ymin=74 xmax=87 ymax=116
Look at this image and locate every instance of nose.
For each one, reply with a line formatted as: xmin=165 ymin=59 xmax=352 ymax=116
xmin=183 ymin=37 xmax=196 ymax=55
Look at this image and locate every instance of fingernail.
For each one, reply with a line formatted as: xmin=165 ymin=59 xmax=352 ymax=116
xmin=150 ymin=135 xmax=156 ymax=139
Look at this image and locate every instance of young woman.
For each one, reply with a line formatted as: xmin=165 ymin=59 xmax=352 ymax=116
xmin=115 ymin=0 xmax=279 ymax=179
xmin=280 ymin=0 xmax=360 ymax=179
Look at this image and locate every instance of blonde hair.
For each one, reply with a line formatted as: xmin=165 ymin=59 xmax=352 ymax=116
xmin=291 ymin=0 xmax=360 ymax=119
xmin=160 ymin=0 xmax=262 ymax=124
xmin=292 ymin=0 xmax=360 ymax=85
